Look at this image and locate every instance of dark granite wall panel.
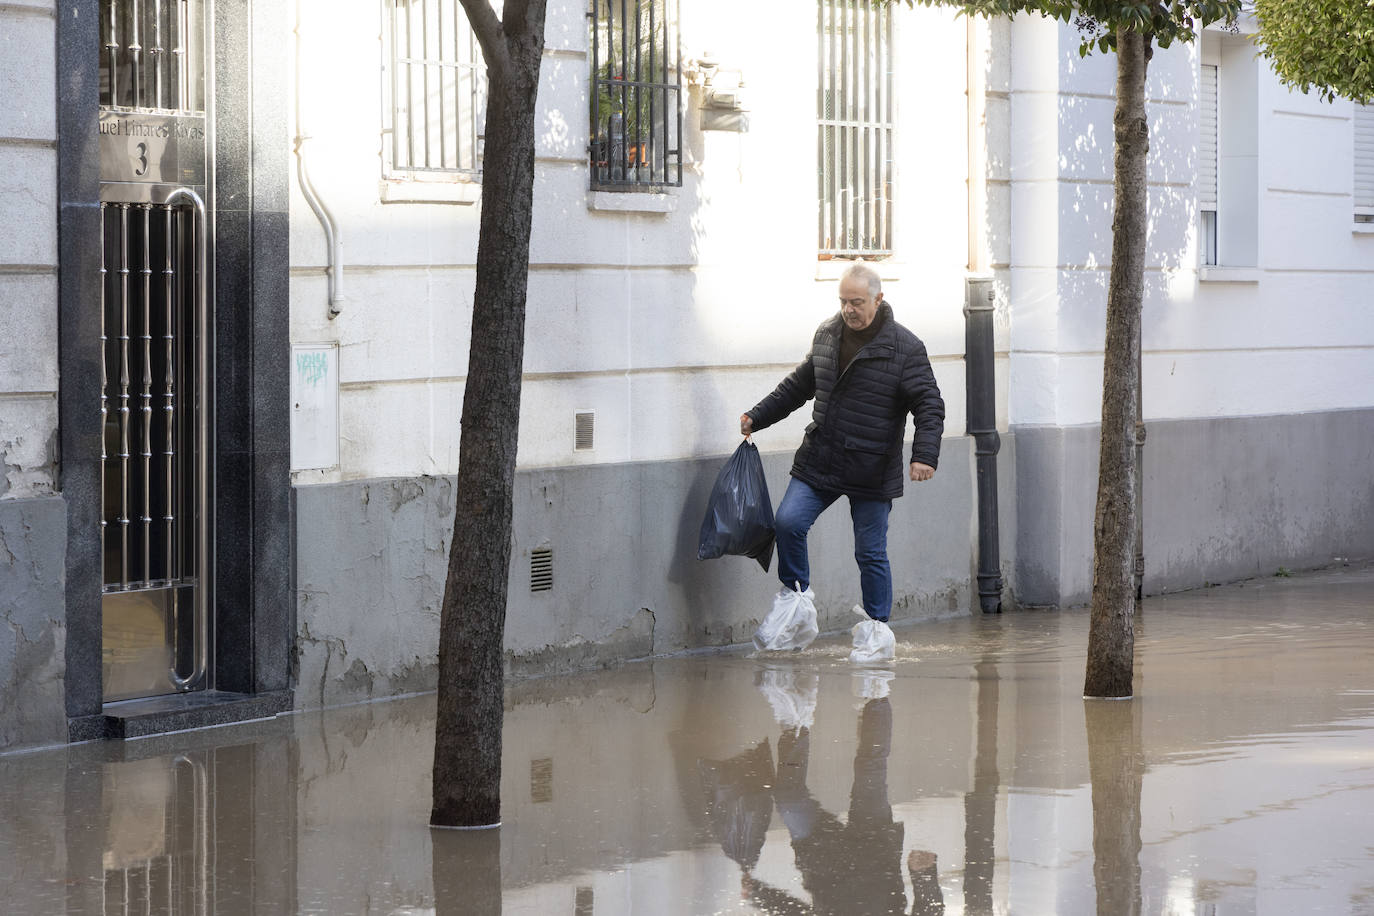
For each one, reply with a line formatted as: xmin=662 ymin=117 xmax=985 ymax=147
xmin=57 ymin=0 xmax=104 ymax=725
xmin=213 ymin=0 xmax=293 ymax=696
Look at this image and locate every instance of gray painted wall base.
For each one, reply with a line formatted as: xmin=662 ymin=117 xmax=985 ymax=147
xmin=0 ymin=495 xmax=67 ymax=749
xmin=294 ymin=435 xmax=1002 ymax=708
xmin=1014 ymin=407 xmax=1374 ymax=606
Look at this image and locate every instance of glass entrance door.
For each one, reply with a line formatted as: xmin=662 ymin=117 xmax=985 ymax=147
xmin=99 ymin=0 xmax=211 ymax=702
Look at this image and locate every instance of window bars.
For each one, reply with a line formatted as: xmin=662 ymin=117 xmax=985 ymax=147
xmin=818 ymin=0 xmax=894 ymax=258
xmin=386 ymin=0 xmax=485 ymax=176
xmin=101 ymin=0 xmax=204 ymax=112
xmin=590 ymin=0 xmax=682 ymax=189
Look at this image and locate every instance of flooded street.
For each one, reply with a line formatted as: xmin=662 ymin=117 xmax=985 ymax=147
xmin=3 ymin=565 xmax=1373 ymax=915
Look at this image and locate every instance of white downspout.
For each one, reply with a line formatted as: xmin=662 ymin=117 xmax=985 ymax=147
xmin=294 ymin=0 xmax=345 ymax=318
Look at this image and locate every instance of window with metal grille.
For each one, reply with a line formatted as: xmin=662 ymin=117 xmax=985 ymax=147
xmin=1356 ymin=103 xmax=1374 ymax=223
xmin=100 ymin=0 xmax=206 ymax=112
xmin=383 ymin=0 xmax=485 ymax=178
xmin=590 ymin=0 xmax=682 ymax=189
xmin=818 ymin=0 xmax=895 ymax=258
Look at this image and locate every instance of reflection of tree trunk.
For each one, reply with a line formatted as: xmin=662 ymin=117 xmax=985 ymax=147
xmin=1085 ymin=26 xmax=1151 ymax=699
xmin=963 ymin=656 xmax=999 ymax=915
xmin=431 ymin=827 xmax=503 ymax=916
xmin=1085 ymin=699 xmax=1143 ymax=916
xmin=431 ymin=0 xmax=549 ymax=829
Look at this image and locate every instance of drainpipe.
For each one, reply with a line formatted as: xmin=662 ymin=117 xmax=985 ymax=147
xmin=1134 ymin=340 xmax=1145 ymax=603
xmin=293 ymin=0 xmax=344 ymax=318
xmin=965 ymin=20 xmax=1003 ymax=613
xmin=965 ymin=279 xmax=1003 ymax=613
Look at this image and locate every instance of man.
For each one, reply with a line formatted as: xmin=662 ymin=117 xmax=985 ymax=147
xmin=741 ymin=263 xmax=944 ymax=659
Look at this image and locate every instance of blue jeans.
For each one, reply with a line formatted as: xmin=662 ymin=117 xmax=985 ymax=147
xmin=774 ymin=477 xmax=893 ymax=621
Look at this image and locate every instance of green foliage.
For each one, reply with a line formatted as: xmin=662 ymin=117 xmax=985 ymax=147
xmin=1254 ymin=0 xmax=1374 ymax=104
xmin=902 ymin=0 xmax=1240 ymax=53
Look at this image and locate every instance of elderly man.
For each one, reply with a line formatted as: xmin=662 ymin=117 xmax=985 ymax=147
xmin=741 ymin=263 xmax=944 ymax=660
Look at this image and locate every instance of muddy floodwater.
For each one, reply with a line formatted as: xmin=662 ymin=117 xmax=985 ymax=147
xmin=3 ymin=565 xmax=1373 ymax=914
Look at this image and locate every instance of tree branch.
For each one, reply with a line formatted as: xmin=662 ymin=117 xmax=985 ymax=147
xmin=459 ymin=0 xmax=512 ymax=83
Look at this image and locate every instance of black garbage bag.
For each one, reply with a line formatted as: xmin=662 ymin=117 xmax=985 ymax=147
xmin=697 ymin=739 xmax=775 ymax=871
xmin=697 ymin=441 xmax=775 ymax=571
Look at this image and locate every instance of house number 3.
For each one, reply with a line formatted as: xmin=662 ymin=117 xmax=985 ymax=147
xmin=133 ymin=142 xmax=149 ymax=177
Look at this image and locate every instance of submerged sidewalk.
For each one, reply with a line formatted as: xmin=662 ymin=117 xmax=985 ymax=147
xmin=3 ymin=564 xmax=1373 ymax=914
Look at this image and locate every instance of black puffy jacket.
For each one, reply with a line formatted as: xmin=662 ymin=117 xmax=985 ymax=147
xmin=746 ymin=303 xmax=944 ymax=500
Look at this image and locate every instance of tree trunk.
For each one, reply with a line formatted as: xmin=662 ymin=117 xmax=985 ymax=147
xmin=431 ymin=1 xmax=547 ymax=829
xmin=1084 ymin=27 xmax=1150 ymax=699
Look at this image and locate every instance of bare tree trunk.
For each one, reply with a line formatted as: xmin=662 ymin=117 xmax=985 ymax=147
xmin=431 ymin=0 xmax=547 ymax=829
xmin=1084 ymin=27 xmax=1150 ymax=699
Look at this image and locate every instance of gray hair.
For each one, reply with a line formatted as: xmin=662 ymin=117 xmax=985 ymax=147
xmin=841 ymin=262 xmax=882 ymax=298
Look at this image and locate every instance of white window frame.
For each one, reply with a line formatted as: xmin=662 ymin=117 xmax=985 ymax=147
xmin=1355 ymin=102 xmax=1374 ymax=225
xmin=1199 ymin=61 xmax=1218 ymax=265
xmin=1199 ymin=28 xmax=1260 ymax=280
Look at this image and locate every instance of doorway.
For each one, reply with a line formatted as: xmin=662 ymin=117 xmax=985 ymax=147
xmin=98 ymin=0 xmax=212 ymax=702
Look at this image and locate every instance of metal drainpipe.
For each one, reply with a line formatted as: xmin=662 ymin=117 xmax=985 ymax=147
xmin=965 ymin=278 xmax=1003 ymax=613
xmin=965 ymin=21 xmax=1002 ymax=613
xmin=1134 ymin=342 xmax=1145 ymax=603
xmin=293 ymin=0 xmax=344 ymax=318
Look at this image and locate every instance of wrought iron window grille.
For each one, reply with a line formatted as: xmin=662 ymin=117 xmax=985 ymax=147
xmin=383 ymin=0 xmax=486 ymax=180
xmin=589 ymin=0 xmax=683 ymax=190
xmin=818 ymin=0 xmax=895 ymax=259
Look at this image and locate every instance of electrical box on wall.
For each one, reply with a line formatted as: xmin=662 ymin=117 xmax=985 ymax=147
xmin=290 ymin=343 xmax=339 ymax=471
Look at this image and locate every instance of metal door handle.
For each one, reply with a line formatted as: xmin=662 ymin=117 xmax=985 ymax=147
xmin=165 ymin=187 xmax=212 ymax=692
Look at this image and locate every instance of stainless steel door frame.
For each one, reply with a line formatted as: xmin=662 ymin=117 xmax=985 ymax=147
xmin=98 ymin=0 xmax=214 ymax=703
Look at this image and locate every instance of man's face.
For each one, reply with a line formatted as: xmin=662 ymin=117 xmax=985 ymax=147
xmin=838 ymin=275 xmax=882 ymax=331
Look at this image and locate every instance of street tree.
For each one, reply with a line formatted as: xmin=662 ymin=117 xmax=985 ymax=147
xmin=906 ymin=0 xmax=1238 ymax=696
xmin=1253 ymin=0 xmax=1374 ymax=103
xmin=431 ymin=0 xmax=549 ymax=829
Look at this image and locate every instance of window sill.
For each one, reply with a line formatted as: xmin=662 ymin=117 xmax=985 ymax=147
xmin=1353 ymin=222 xmax=1374 ymax=236
xmin=380 ymin=180 xmax=481 ymax=205
xmin=1199 ymin=266 xmax=1260 ymax=283
xmin=814 ymin=257 xmax=893 ymax=280
xmin=588 ymin=190 xmax=677 ymax=214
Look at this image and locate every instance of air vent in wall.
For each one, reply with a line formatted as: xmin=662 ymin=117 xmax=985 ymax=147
xmin=530 ymin=547 xmax=553 ymax=592
xmin=574 ymin=410 xmax=595 ymax=451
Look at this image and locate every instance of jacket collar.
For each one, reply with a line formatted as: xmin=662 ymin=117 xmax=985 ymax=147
xmin=825 ymin=301 xmax=896 ymax=349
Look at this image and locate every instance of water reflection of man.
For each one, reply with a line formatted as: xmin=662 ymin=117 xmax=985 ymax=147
xmin=745 ymin=698 xmax=946 ymax=916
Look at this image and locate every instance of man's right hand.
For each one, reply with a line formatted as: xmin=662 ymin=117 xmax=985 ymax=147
xmin=739 ymin=414 xmax=754 ymax=436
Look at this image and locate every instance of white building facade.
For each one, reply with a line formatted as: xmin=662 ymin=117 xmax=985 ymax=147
xmin=0 ymin=0 xmax=1370 ymax=748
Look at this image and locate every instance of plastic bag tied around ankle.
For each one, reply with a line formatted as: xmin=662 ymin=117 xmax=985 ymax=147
xmin=752 ymin=584 xmax=819 ymax=652
xmin=850 ymin=617 xmax=896 ymax=664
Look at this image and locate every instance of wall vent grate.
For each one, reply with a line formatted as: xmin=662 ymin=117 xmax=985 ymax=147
xmin=574 ymin=411 xmax=595 ymax=451
xmin=530 ymin=547 xmax=553 ymax=592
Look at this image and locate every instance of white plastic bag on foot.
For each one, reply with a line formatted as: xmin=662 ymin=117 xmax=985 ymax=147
xmin=753 ymin=584 xmax=819 ymax=652
xmin=849 ymin=605 xmax=895 ymax=664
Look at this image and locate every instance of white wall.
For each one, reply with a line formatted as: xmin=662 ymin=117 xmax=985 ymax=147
xmin=288 ymin=0 xmax=976 ymax=485
xmin=0 ymin=1 xmax=58 ymax=499
xmin=1007 ymin=17 xmax=1374 ymax=430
